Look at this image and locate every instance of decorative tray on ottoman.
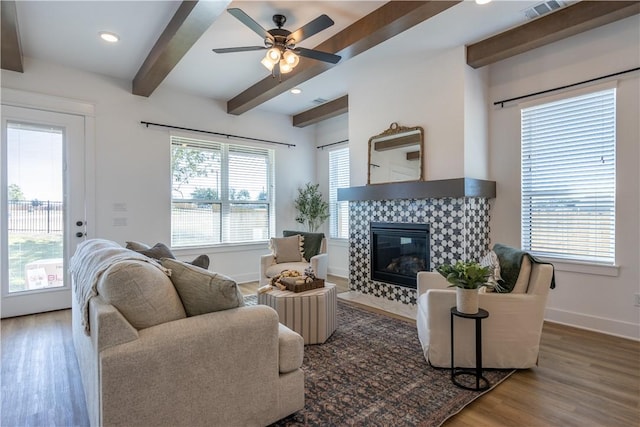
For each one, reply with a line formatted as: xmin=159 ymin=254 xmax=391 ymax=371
xmin=280 ymin=277 xmax=325 ymax=293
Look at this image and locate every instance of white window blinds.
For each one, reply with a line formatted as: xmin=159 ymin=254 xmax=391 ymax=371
xmin=329 ymin=147 xmax=350 ymax=239
xmin=521 ymin=88 xmax=616 ymax=264
xmin=171 ymin=136 xmax=273 ymax=246
xmin=227 ymin=145 xmax=272 ymax=242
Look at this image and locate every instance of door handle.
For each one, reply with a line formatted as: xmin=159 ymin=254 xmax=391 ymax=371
xmin=76 ymin=232 xmax=86 ymax=238
xmin=76 ymin=220 xmax=85 ymax=227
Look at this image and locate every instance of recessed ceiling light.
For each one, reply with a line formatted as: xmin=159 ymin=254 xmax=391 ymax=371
xmin=290 ymin=88 xmax=302 ymax=95
xmin=475 ymin=0 xmax=492 ymax=4
xmin=99 ymin=31 xmax=120 ymax=43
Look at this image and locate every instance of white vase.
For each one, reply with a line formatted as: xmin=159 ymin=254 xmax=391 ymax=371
xmin=456 ymin=288 xmax=479 ymax=314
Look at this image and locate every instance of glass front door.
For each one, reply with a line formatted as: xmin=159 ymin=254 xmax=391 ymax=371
xmin=7 ymin=121 xmax=64 ymax=293
xmin=1 ymin=105 xmax=85 ymax=317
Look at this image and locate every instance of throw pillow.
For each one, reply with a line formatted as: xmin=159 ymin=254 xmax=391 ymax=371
xmin=492 ymin=243 xmax=532 ymax=293
xmin=161 ymin=258 xmax=245 ymax=317
xmin=479 ymin=250 xmax=502 ymax=291
xmin=127 ymin=241 xmax=210 ymax=270
xmin=136 ymin=242 xmax=175 ymax=260
xmin=190 ymin=254 xmax=210 ymax=270
xmin=511 ymin=256 xmax=532 ymax=293
xmin=125 ymin=241 xmax=150 ymax=251
xmin=97 ymin=260 xmax=187 ymax=329
xmin=270 ymin=235 xmax=304 ymax=263
xmin=283 ymin=230 xmax=324 ymax=261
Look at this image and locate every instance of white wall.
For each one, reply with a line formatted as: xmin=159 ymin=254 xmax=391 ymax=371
xmin=1 ymin=57 xmax=316 ymax=283
xmin=348 ymin=46 xmax=469 ymax=185
xmin=464 ymin=64 xmax=489 ymax=179
xmin=315 ymin=113 xmax=349 ymax=277
xmin=488 ymin=15 xmax=640 ymax=339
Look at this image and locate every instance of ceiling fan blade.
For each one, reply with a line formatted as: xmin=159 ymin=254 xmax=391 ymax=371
xmin=212 ymin=46 xmax=266 ymax=54
xmin=288 ymin=14 xmax=334 ymax=45
xmin=296 ymin=47 xmax=341 ymax=64
xmin=227 ymin=8 xmax=271 ymax=41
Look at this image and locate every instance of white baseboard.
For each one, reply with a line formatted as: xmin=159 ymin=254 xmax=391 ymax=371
xmin=545 ymin=307 xmax=640 ymax=341
xmin=337 ymin=291 xmax=417 ymax=320
xmin=328 ymin=268 xmax=348 ymax=278
xmin=235 ymin=272 xmax=260 ymax=284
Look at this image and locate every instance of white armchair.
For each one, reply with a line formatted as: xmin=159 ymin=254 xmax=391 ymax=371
xmin=416 ymin=257 xmax=554 ymax=369
xmin=259 ymin=232 xmax=328 ymax=286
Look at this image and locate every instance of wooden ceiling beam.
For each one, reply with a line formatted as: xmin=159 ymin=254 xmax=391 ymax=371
xmin=467 ymin=1 xmax=640 ymax=69
xmin=132 ymin=0 xmax=229 ymax=97
xmin=292 ymin=95 xmax=348 ymax=128
xmin=1 ymin=0 xmax=23 ymax=73
xmin=227 ymin=1 xmax=462 ymax=115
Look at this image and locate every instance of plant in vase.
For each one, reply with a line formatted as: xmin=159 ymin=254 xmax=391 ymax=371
xmin=436 ymin=261 xmax=492 ymax=314
xmin=294 ymin=183 xmax=329 ymax=232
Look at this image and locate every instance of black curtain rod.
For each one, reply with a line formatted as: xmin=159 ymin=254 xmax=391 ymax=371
xmin=317 ymin=139 xmax=349 ymax=150
xmin=493 ymin=67 xmax=640 ymax=108
xmin=140 ymin=121 xmax=295 ymax=148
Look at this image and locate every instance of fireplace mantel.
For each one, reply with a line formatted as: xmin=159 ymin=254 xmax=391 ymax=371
xmin=337 ymin=178 xmax=496 ymax=201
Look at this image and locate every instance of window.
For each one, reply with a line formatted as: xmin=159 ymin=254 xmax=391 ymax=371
xmin=521 ymin=87 xmax=616 ymax=264
xmin=329 ymin=147 xmax=350 ymax=239
xmin=171 ymin=136 xmax=274 ymax=246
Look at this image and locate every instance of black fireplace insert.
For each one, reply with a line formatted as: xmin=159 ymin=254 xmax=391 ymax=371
xmin=370 ymin=222 xmax=430 ymax=289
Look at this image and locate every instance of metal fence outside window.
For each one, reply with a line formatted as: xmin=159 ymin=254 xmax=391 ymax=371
xmin=8 ymin=200 xmax=63 ymax=233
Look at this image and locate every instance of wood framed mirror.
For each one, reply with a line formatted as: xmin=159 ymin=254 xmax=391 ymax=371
xmin=368 ymin=122 xmax=424 ymax=185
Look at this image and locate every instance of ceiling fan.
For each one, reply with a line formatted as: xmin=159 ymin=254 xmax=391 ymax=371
xmin=212 ymin=8 xmax=341 ymax=76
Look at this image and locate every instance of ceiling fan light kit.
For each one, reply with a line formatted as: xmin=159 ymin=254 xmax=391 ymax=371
xmin=283 ymin=50 xmax=299 ymax=67
xmin=266 ymin=47 xmax=281 ymax=62
xmin=260 ymin=56 xmax=275 ymax=71
xmin=213 ymin=8 xmax=341 ymax=80
xmin=279 ymin=60 xmax=293 ymax=74
xmin=261 ymin=46 xmax=299 ymax=74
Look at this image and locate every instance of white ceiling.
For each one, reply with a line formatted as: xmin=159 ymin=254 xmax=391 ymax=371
xmin=14 ymin=0 xmax=542 ymax=116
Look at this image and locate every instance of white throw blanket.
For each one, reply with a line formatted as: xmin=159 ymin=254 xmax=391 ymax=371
xmin=69 ymin=239 xmax=170 ymax=334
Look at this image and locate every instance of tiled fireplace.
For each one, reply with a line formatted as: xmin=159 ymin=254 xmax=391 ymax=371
xmin=370 ymin=221 xmax=430 ymax=289
xmin=338 ymin=179 xmax=495 ymax=306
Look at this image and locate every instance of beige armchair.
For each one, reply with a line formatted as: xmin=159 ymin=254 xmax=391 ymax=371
xmin=260 ymin=231 xmax=328 ymax=286
xmin=416 ymin=257 xmax=554 ymax=369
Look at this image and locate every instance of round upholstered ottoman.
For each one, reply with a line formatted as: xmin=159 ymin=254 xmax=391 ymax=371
xmin=258 ymin=283 xmax=337 ymax=345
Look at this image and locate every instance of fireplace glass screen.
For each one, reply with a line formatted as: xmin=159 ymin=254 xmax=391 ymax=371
xmin=370 ymin=222 xmax=430 ymax=288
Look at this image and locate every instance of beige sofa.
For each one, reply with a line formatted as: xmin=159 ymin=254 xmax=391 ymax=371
xmin=71 ymin=239 xmax=304 ymax=427
xmin=416 ymin=257 xmax=554 ymax=369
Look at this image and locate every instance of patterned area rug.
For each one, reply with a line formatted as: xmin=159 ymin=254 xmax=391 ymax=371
xmin=244 ymin=295 xmax=514 ymax=426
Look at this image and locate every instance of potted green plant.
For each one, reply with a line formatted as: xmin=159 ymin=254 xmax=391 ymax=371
xmin=436 ymin=261 xmax=491 ymax=314
xmin=294 ymin=183 xmax=329 ymax=232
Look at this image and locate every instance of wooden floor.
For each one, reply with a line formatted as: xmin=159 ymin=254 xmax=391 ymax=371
xmin=1 ymin=309 xmax=89 ymax=427
xmin=2 ymin=276 xmax=638 ymax=427
xmin=449 ymin=321 xmax=640 ymax=427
